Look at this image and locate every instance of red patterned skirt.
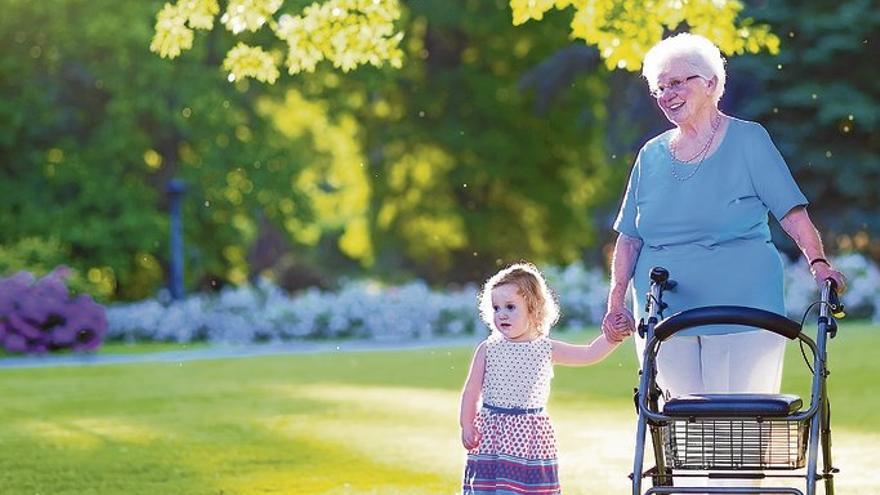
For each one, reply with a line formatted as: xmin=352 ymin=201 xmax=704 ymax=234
xmin=462 ymin=408 xmax=560 ymax=494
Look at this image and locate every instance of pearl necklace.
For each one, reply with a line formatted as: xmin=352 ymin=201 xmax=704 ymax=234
xmin=669 ymin=114 xmax=722 ymax=182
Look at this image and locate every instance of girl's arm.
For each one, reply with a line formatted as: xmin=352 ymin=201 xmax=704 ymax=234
xmin=602 ymin=233 xmax=642 ymax=342
xmin=551 ymin=333 xmax=622 ymax=367
xmin=779 ymin=206 xmax=847 ymax=292
xmin=459 ymin=341 xmax=486 ymax=450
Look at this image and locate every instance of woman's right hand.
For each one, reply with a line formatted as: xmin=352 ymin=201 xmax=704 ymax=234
xmin=461 ymin=423 xmax=482 ymax=450
xmin=602 ymin=306 xmax=635 ymax=343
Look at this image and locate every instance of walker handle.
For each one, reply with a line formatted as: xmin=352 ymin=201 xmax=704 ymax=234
xmin=650 ymin=267 xmax=669 ymax=284
xmin=649 ymin=266 xmax=677 ymax=291
xmin=653 ymin=306 xmax=802 ymax=341
xmin=825 ymin=279 xmax=845 ymax=319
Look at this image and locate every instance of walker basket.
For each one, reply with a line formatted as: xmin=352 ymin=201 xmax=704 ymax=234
xmin=661 ymin=417 xmax=809 ymax=470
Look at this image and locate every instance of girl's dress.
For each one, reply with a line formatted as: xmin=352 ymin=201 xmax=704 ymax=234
xmin=462 ymin=334 xmax=560 ymax=495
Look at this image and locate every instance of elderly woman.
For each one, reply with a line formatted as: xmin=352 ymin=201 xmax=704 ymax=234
xmin=601 ymin=32 xmax=846 ymax=486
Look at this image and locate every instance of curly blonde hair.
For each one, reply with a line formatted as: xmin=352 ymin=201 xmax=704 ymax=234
xmin=477 ymin=262 xmax=560 ymax=336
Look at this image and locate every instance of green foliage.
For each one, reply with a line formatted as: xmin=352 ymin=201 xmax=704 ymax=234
xmin=510 ymin=0 xmax=780 ymax=71
xmin=150 ymin=0 xmax=405 ymax=82
xmin=0 ymin=0 xmax=332 ymax=298
xmin=322 ymin=3 xmax=621 ymax=282
xmin=730 ymin=0 xmax=880 ymax=245
xmin=4 ymin=0 xmax=875 ymax=298
xmin=0 ymin=238 xmax=98 ymax=297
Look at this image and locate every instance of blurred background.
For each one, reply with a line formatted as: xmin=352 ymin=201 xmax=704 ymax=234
xmin=2 ymin=0 xmax=876 ymax=307
xmin=1 ymin=2 xmax=878 ymax=494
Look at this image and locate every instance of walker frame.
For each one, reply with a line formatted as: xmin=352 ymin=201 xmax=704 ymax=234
xmin=630 ymin=267 xmax=842 ymax=495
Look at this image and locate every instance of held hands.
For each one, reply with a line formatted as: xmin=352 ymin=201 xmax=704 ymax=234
xmin=601 ymin=306 xmax=635 ymax=343
xmin=461 ymin=423 xmax=482 ymax=450
xmin=810 ymin=261 xmax=847 ymax=294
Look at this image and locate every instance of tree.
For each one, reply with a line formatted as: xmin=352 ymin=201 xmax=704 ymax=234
xmin=317 ymin=2 xmax=620 ymax=282
xmin=146 ymin=1 xmax=790 ymax=274
xmin=730 ymin=0 xmax=880 ymax=257
xmin=150 ymin=0 xmax=782 ymax=82
xmin=9 ymin=0 xmax=852 ymax=299
xmin=509 ymin=0 xmax=780 ymax=71
xmin=149 ymin=0 xmax=405 ymax=82
xmin=145 ymin=0 xmax=620 ymax=283
xmin=0 ymin=0 xmax=368 ymax=298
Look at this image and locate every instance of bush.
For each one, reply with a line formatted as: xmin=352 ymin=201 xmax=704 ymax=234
xmin=104 ymin=252 xmax=880 ymax=344
xmin=0 ymin=237 xmax=101 ymax=297
xmin=105 ymin=278 xmax=479 ymax=344
xmin=0 ymin=267 xmax=108 ymax=353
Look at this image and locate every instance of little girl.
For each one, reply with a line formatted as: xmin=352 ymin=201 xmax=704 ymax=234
xmin=460 ymin=262 xmax=629 ymax=494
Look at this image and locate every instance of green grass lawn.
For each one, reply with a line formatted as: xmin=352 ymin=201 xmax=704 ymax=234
xmin=0 ymin=323 xmax=877 ymax=494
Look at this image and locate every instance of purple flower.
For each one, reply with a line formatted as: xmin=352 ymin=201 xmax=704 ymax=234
xmin=0 ymin=269 xmax=107 ymax=354
xmin=1 ymin=332 xmax=29 ymax=353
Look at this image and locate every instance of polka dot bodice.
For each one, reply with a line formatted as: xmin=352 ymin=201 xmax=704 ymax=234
xmin=482 ymin=335 xmax=554 ymax=409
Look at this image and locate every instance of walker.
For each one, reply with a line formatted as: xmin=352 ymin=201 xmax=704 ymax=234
xmin=630 ymin=267 xmax=844 ymax=494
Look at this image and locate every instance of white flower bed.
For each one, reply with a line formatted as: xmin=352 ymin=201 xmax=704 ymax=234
xmin=106 ymin=253 xmax=880 ymax=343
xmin=543 ymin=261 xmax=611 ymax=330
xmin=106 ymin=278 xmax=480 ymax=343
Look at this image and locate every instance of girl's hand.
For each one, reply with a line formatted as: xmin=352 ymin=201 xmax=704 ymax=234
xmin=602 ymin=307 xmax=635 ymax=343
xmin=811 ymin=262 xmax=847 ymax=294
xmin=461 ymin=424 xmax=482 ymax=450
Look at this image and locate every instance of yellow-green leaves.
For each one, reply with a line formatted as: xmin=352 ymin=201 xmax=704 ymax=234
xmin=259 ymin=90 xmax=374 ymax=264
xmin=150 ymin=3 xmax=196 ymax=58
xmin=151 ymin=0 xmax=405 ymax=83
xmin=222 ymin=43 xmax=280 ymax=83
xmin=510 ymin=0 xmax=780 ymax=71
xmin=379 ymin=144 xmax=467 ymax=265
xmin=221 ymin=0 xmax=283 ymax=33
xmin=184 ymin=0 xmax=221 ymax=29
xmin=275 ymin=0 xmax=405 ymax=74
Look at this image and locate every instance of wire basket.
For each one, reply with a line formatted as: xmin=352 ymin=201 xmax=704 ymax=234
xmin=661 ymin=418 xmax=808 ymax=470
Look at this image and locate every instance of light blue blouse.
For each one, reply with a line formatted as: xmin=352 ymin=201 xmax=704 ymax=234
xmin=613 ymin=117 xmax=807 ymax=335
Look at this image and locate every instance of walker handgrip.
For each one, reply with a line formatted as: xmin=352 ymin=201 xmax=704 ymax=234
xmin=825 ymin=279 xmax=846 ymax=319
xmin=653 ymin=306 xmax=802 ymax=341
xmin=649 ymin=267 xmax=677 ymax=291
xmin=650 ymin=267 xmax=669 ymax=284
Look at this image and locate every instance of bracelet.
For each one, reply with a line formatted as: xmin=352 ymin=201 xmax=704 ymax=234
xmin=809 ymin=258 xmax=830 ymax=268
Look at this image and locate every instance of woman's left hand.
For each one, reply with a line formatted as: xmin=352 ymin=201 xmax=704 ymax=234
xmin=811 ymin=262 xmax=847 ymax=294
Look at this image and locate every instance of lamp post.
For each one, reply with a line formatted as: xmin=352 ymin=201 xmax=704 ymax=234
xmin=166 ymin=178 xmax=188 ymax=301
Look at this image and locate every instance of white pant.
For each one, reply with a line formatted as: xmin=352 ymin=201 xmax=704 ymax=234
xmin=635 ymin=330 xmax=787 ymax=397
xmin=636 ymin=330 xmax=788 ymax=492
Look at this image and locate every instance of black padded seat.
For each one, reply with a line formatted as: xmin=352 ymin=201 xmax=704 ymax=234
xmin=663 ymin=393 xmax=803 ymax=417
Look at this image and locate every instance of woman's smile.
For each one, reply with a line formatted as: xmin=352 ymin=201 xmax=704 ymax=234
xmin=666 ymin=100 xmax=685 ymax=112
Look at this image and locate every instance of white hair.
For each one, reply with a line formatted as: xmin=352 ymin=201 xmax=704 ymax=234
xmin=642 ymin=33 xmax=727 ymax=104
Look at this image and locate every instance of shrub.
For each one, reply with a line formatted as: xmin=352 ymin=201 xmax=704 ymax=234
xmin=0 ymin=267 xmax=107 ymax=353
xmin=104 ymin=252 xmax=880 ymax=344
xmin=0 ymin=237 xmax=101 ymax=297
xmin=105 ymin=278 xmax=479 ymax=344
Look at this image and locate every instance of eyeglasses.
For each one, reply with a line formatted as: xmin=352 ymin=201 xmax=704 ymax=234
xmin=650 ymin=75 xmax=703 ymax=98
